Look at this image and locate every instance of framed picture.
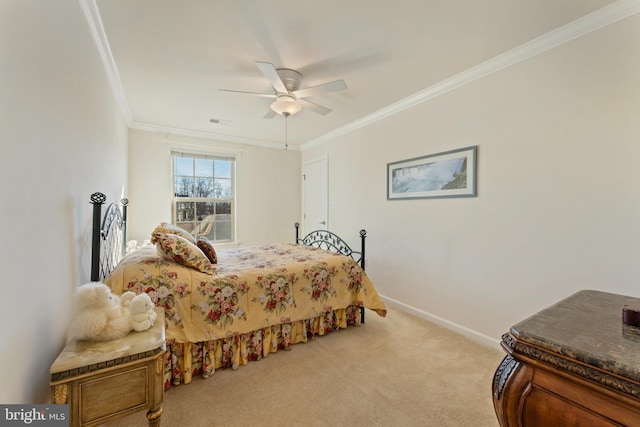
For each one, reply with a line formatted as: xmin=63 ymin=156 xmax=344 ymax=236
xmin=387 ymin=145 xmax=477 ymax=200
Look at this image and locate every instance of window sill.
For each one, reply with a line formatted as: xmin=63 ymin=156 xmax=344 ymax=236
xmin=214 ymin=241 xmax=240 ymax=249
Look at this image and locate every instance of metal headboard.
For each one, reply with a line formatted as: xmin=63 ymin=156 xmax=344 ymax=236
xmin=90 ymin=192 xmax=128 ymax=282
xmin=294 ymin=223 xmax=366 ymax=270
xmin=295 ymin=222 xmax=367 ymax=323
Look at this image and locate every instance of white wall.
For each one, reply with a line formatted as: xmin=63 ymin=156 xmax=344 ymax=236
xmin=128 ymin=130 xmax=301 ymax=246
xmin=302 ymin=15 xmax=640 ymax=346
xmin=0 ymin=1 xmax=128 ymax=403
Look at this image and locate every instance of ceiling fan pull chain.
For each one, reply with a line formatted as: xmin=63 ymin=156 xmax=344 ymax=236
xmin=285 ymin=113 xmax=289 ymax=151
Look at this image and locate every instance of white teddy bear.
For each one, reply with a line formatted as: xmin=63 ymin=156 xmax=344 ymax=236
xmin=69 ymin=283 xmax=132 ymax=341
xmin=119 ymin=290 xmax=137 ymax=308
xmin=128 ymin=293 xmax=157 ymax=332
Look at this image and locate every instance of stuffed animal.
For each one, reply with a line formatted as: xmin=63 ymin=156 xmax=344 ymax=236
xmin=69 ymin=282 xmax=132 ymax=341
xmin=128 ymin=293 xmax=157 ymax=332
xmin=119 ymin=291 xmax=137 ymax=308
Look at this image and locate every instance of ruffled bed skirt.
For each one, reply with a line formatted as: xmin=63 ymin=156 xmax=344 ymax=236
xmin=162 ymin=305 xmax=362 ymax=389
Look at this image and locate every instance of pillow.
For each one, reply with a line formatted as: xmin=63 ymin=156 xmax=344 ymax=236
xmin=196 ymin=236 xmax=217 ymax=264
xmin=151 ymin=222 xmax=196 ymax=244
xmin=153 ymin=232 xmax=214 ymax=274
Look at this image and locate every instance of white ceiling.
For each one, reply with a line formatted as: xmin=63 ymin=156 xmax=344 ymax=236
xmin=91 ymin=0 xmax=619 ymax=149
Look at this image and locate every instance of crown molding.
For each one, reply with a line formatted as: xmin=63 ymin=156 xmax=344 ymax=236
xmin=302 ymin=0 xmax=640 ymax=151
xmin=79 ymin=0 xmax=132 ymax=123
xmin=130 ymin=122 xmax=299 ymax=151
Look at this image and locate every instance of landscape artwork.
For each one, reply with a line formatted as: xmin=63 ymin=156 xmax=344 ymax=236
xmin=387 ymin=146 xmax=477 ymax=200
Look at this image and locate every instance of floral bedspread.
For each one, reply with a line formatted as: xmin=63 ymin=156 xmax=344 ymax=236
xmin=105 ymin=243 xmax=387 ymax=345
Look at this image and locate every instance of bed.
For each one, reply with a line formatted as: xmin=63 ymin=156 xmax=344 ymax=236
xmin=89 ymin=192 xmax=387 ymax=390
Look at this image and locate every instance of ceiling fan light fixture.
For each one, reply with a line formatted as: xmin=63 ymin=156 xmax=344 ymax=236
xmin=270 ymin=95 xmax=301 ymax=116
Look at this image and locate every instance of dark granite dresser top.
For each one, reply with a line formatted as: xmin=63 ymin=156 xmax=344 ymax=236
xmin=510 ymin=290 xmax=640 ymax=383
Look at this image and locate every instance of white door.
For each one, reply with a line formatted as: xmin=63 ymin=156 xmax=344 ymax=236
xmin=303 ymin=157 xmax=328 ymax=234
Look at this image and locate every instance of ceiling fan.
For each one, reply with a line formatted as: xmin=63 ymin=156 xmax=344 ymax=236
xmin=219 ymin=61 xmax=347 ymax=118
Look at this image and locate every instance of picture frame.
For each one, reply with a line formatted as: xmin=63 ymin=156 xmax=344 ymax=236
xmin=387 ymin=145 xmax=477 ymax=200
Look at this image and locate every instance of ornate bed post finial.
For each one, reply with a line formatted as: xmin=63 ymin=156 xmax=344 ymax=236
xmin=90 ymin=193 xmax=106 ymax=282
xmin=90 ymin=192 xmax=107 ymax=205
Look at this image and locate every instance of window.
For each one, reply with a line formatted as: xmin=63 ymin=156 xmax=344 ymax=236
xmin=172 ymin=152 xmax=234 ymax=243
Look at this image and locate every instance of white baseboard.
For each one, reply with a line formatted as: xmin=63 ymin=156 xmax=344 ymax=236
xmin=380 ymin=294 xmax=503 ymax=351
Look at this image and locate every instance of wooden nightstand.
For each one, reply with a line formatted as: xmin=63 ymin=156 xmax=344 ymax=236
xmin=50 ymin=308 xmax=165 ymax=427
xmin=493 ymin=291 xmax=640 ymax=426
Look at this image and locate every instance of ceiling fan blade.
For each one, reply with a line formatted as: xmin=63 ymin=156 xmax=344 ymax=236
xmin=256 ymin=61 xmax=288 ymax=94
xmin=299 ymin=99 xmax=332 ymax=116
xmin=263 ymin=109 xmax=277 ymax=119
xmin=219 ymin=89 xmax=277 ymax=98
xmin=293 ymin=79 xmax=347 ymax=99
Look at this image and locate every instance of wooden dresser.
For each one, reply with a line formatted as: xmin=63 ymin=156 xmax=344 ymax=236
xmin=492 ymin=290 xmax=640 ymax=426
xmin=50 ymin=308 xmax=165 ymax=427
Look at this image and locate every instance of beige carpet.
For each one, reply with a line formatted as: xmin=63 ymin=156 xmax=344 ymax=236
xmin=106 ymin=307 xmax=504 ymax=427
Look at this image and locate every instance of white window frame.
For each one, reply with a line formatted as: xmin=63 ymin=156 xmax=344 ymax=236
xmin=171 ymin=150 xmax=236 ymax=243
